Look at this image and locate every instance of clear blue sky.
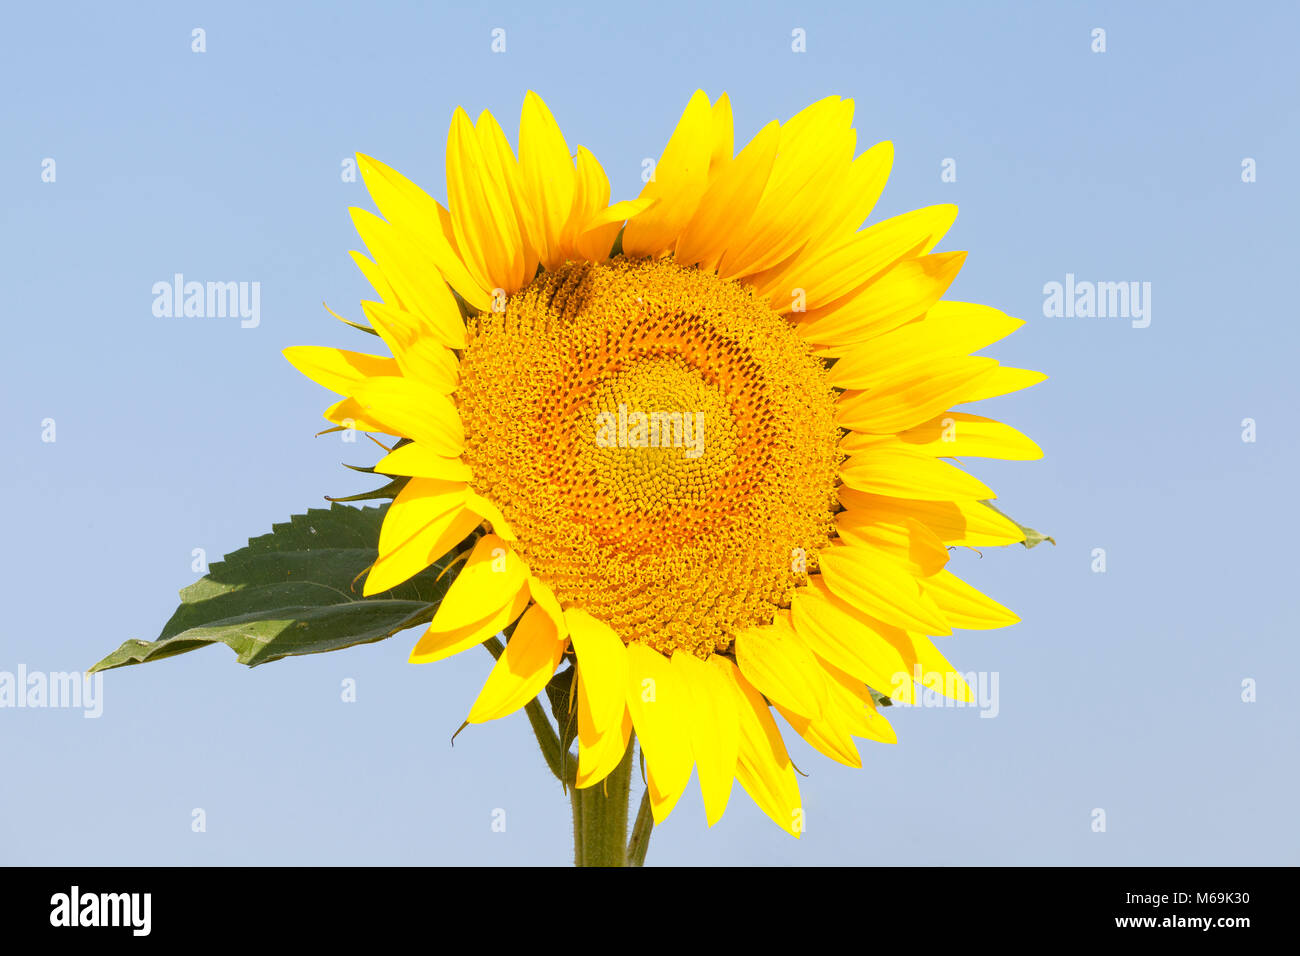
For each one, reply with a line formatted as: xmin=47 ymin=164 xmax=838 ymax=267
xmin=3 ymin=0 xmax=1297 ymax=865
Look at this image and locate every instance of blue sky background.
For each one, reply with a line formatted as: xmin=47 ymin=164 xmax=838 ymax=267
xmin=3 ymin=0 xmax=1297 ymax=865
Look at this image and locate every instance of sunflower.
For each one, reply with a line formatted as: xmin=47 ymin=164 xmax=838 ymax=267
xmin=285 ymin=90 xmax=1045 ymax=838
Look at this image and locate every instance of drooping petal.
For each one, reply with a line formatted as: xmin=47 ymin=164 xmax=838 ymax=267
xmin=625 ymin=643 xmax=694 ymax=823
xmin=575 ymin=693 xmax=632 ymax=789
xmin=425 ymin=535 xmax=527 ymax=634
xmin=723 ymin=660 xmax=804 ymax=838
xmin=365 ymin=478 xmax=473 ymax=595
xmin=467 ymin=604 xmax=568 ymax=723
xmin=566 ymin=608 xmax=631 ymax=786
xmin=672 ymin=651 xmax=739 ymax=825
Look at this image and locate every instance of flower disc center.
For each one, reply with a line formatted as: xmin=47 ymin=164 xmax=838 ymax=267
xmin=456 ymin=256 xmax=842 ymax=658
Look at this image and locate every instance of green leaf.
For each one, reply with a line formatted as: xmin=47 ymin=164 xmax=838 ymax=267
xmin=90 ymin=503 xmax=474 ymax=673
xmin=546 ymin=665 xmax=579 ymax=756
xmin=981 ymin=500 xmax=1056 ymax=549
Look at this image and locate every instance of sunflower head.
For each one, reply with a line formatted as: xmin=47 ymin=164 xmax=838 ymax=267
xmin=285 ymin=90 xmax=1045 ymax=836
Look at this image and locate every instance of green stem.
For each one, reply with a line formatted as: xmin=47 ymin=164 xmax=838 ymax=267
xmin=571 ymin=734 xmax=636 ymax=866
xmin=626 ymin=786 xmax=653 ymax=867
xmin=482 ymin=637 xmax=653 ymax=865
xmin=571 ymin=782 xmax=586 ymax=867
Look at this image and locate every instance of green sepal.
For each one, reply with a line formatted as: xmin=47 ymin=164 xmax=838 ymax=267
xmin=981 ymin=500 xmax=1055 ymax=548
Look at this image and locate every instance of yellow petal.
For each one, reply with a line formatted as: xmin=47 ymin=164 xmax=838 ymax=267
xmin=574 ymin=197 xmax=655 ymax=261
xmin=465 ymin=491 xmax=516 ymax=541
xmin=838 ymin=489 xmax=1026 ymax=547
xmin=894 ymin=412 xmax=1043 ymax=460
xmin=708 ymin=92 xmax=734 ymax=171
xmin=622 ymin=90 xmax=714 ymax=258
xmin=790 ymin=578 xmax=913 ymax=694
xmin=349 ymin=250 xmax=398 ymax=306
xmin=526 ymin=573 xmax=567 ymax=635
xmin=446 ymin=108 xmax=525 ymax=294
xmin=575 ymin=696 xmax=632 ymax=788
xmin=836 ymin=512 xmax=950 ymax=577
xmin=350 ymin=375 xmax=464 ymax=456
xmin=366 ymin=479 xmax=474 ymax=595
xmin=625 ymin=643 xmax=694 ymax=823
xmin=409 ymin=581 xmax=530 ymax=664
xmin=475 ymin=109 xmax=541 ymax=282
xmin=958 ymin=366 xmax=1048 ymax=403
xmin=322 ymin=396 xmax=391 ymax=433
xmin=426 ymin=535 xmax=527 ymax=634
xmin=733 ymin=614 xmax=829 ymax=720
xmin=673 ymin=651 xmax=739 ymax=825
xmin=354 ymin=153 xmax=489 ymax=310
xmin=374 ymin=442 xmax=473 ymax=482
xmin=361 ymin=294 xmax=464 ymax=358
xmin=764 ymin=204 xmax=958 ymax=312
xmin=357 ymin=305 xmax=459 ymax=396
xmin=565 ymin=608 xmax=630 ymax=753
xmin=817 ymin=545 xmax=952 ymax=636
xmin=905 ymin=632 xmax=975 ymax=703
xmin=920 ymin=570 xmax=1020 ymax=630
xmin=835 ymin=356 xmax=998 ymax=435
xmin=282 ymin=346 xmax=398 ymax=396
xmin=717 ymin=97 xmax=856 ymax=279
xmin=518 ymin=91 xmax=576 ymax=271
xmin=467 ymin=604 xmax=568 ymax=723
xmin=805 ymin=140 xmax=893 ymax=245
xmin=772 ymin=700 xmax=862 ymax=768
xmin=826 ymin=302 xmax=1024 ymax=389
xmin=723 ymin=661 xmax=803 ymax=838
xmin=819 ymin=656 xmax=897 ymax=744
xmin=839 ymin=444 xmax=996 ymax=500
xmin=674 ymin=120 xmax=780 ymax=271
xmin=795 ymin=585 xmax=966 ymax=705
xmin=560 ymin=146 xmax=611 ymax=261
xmin=350 ymin=207 xmax=474 ymax=339
xmin=374 ymin=477 xmax=465 ymax=554
xmin=797 ymin=251 xmax=967 ymax=346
